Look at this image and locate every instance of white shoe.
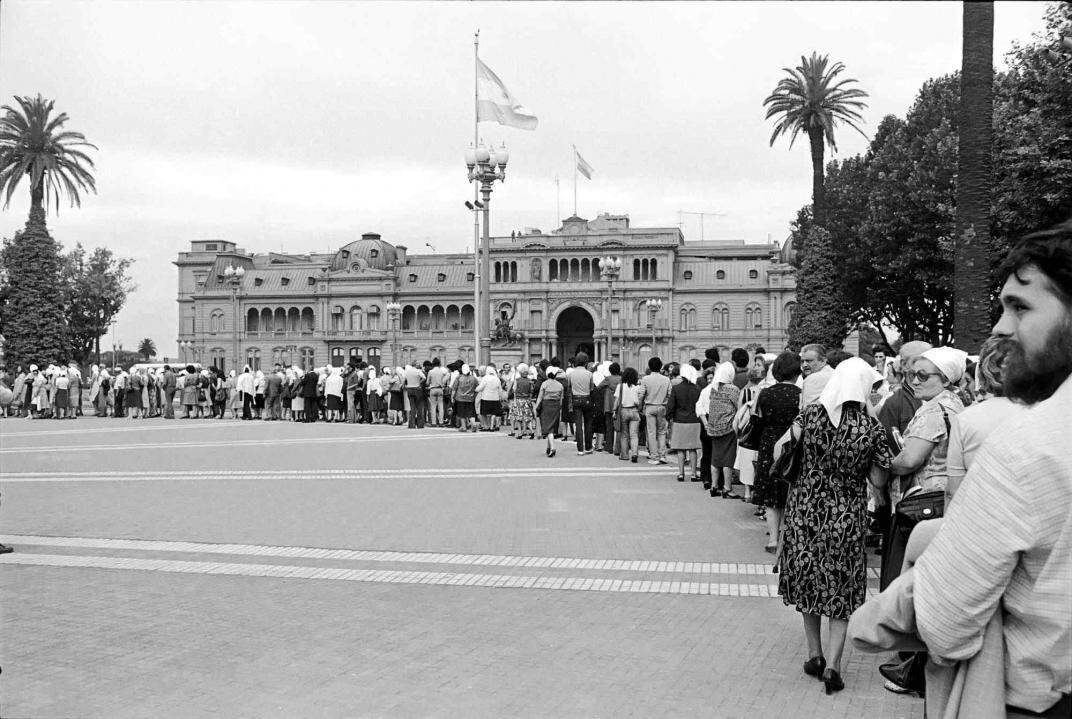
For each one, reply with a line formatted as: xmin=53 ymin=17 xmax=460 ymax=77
xmin=883 ymin=679 xmax=913 ymax=695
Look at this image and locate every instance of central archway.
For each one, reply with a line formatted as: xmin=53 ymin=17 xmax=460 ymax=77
xmin=556 ymin=306 xmax=595 ymax=362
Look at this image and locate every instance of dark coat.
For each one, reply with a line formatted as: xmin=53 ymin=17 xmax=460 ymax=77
xmin=300 ymin=371 xmax=320 ymax=399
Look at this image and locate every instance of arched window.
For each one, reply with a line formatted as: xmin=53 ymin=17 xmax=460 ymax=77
xmin=495 ymin=261 xmax=502 ymax=283
xmin=548 ymin=260 xmax=558 ymax=281
xmin=299 ymin=346 xmax=315 ymax=371
xmin=366 ymin=347 xmax=381 ymax=369
xmin=446 ymin=304 xmax=461 ymax=330
xmin=331 ymin=306 xmax=345 ymax=331
xmin=745 ymin=303 xmax=763 ymax=328
xmin=401 ymin=306 xmax=416 ymax=330
xmin=300 ymin=307 xmax=314 ymax=333
xmin=637 ymin=343 xmax=653 ymax=367
xmin=460 ymin=304 xmax=475 ymax=330
xmin=367 ymin=305 xmax=380 ymax=330
xmin=593 ymin=258 xmax=602 ymax=278
xmin=510 ymin=261 xmax=518 ymax=283
xmin=429 ymin=346 xmax=445 ymax=362
xmin=416 ymin=305 xmax=431 ymax=331
xmin=287 ymin=307 xmax=300 ymax=333
xmin=330 ymin=347 xmax=345 ymax=367
xmin=261 ymin=308 xmax=273 ymax=333
xmin=712 ymin=303 xmax=730 ymax=331
xmin=246 ymin=308 xmax=259 ymax=332
xmin=641 ymin=258 xmax=650 ymax=281
xmin=210 ymin=347 xmax=226 ymax=372
xmin=431 ymin=305 xmax=445 ymax=330
xmin=581 ymin=258 xmax=591 ymax=282
xmin=458 ymin=346 xmax=473 ymax=363
xmin=570 ymin=258 xmax=580 ymax=280
xmin=210 ymin=310 xmax=225 ymax=334
xmin=635 ymin=299 xmax=648 ymax=326
xmin=273 ymin=308 xmax=286 ymax=333
xmin=650 ymin=258 xmax=658 ymax=280
xmin=348 ymin=347 xmax=362 ymax=365
xmin=678 ymin=304 xmax=697 ymax=332
xmin=350 ymin=306 xmax=364 ymax=331
xmin=497 ymin=302 xmax=513 ymax=324
xmin=633 ymin=258 xmax=642 ymax=280
xmin=784 ymin=302 xmax=797 ymax=328
xmin=246 ymin=347 xmax=261 ymax=372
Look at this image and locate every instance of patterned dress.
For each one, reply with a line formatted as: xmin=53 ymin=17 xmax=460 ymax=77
xmin=778 ymin=403 xmax=892 ymax=619
xmin=750 ymin=382 xmax=802 ymax=509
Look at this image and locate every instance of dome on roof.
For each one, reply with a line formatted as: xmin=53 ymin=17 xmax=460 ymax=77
xmin=332 ymin=233 xmax=397 ymax=272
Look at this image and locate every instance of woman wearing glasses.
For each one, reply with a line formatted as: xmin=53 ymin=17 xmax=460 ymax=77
xmin=888 ymin=347 xmax=968 ymax=503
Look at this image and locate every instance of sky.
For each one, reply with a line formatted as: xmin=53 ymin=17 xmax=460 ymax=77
xmin=0 ymin=1 xmax=1052 ymax=357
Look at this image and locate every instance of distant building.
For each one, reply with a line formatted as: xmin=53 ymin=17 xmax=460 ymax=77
xmin=174 ymin=213 xmax=796 ymax=371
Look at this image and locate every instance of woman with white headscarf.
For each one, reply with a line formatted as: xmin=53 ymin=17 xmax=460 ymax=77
xmin=696 ymin=362 xmax=742 ymax=498
xmin=451 ymin=363 xmax=478 ymax=432
xmin=475 ymin=365 xmax=501 ymax=432
xmin=777 ymin=357 xmax=893 ymax=695
xmin=888 ymin=346 xmax=968 ymax=503
xmin=365 ymin=365 xmax=383 ymax=424
xmin=508 ymin=362 xmax=537 ymax=438
xmin=534 ymin=366 xmax=565 ymax=457
xmin=666 ymin=364 xmax=703 ymax=482
xmin=324 ymin=366 xmax=344 ymax=422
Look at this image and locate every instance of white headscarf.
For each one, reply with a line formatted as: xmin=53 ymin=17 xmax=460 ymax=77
xmin=714 ymin=361 xmax=736 ymax=387
xmin=546 ymin=366 xmax=559 ymax=378
xmin=921 ymin=346 xmax=969 ymax=385
xmin=528 ymin=366 xmax=538 ymax=380
xmin=679 ymin=364 xmax=699 ymax=384
xmin=818 ymin=357 xmax=883 ymax=428
xmin=485 ymin=365 xmax=496 ymax=377
xmin=593 ymin=361 xmax=612 ymax=387
xmin=461 ymin=364 xmax=471 ymax=376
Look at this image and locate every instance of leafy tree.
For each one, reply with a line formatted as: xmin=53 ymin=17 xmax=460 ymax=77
xmin=138 ymin=337 xmax=156 ymax=361
xmin=786 ymin=225 xmax=854 ymax=350
xmin=955 ymin=1 xmax=995 ymax=353
xmin=763 ymin=52 xmax=869 ymax=231
xmin=60 ymin=244 xmax=136 ymax=365
xmin=0 ymin=95 xmax=96 ymax=368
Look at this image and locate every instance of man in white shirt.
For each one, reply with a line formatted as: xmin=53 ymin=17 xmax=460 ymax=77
xmin=800 ymin=343 xmax=834 ymax=407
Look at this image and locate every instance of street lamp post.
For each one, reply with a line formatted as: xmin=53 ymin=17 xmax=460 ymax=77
xmin=465 ymin=141 xmax=509 ymax=366
xmin=600 ymin=256 xmax=623 ymax=362
xmin=386 ymin=302 xmax=402 ymax=368
xmin=647 ymin=298 xmax=664 ymax=357
xmin=223 ymin=265 xmax=245 ymax=373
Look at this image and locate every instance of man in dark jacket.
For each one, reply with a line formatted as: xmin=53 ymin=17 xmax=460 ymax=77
xmin=265 ymin=365 xmax=284 ymax=421
xmin=300 ymin=367 xmax=320 ymax=423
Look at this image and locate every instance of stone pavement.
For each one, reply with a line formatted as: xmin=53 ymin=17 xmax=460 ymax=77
xmin=0 ymin=417 xmax=925 ymax=718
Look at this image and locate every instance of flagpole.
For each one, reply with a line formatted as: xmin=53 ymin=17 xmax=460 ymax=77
xmin=555 ymin=176 xmax=560 ymax=225
xmin=473 ymin=30 xmax=481 ymax=365
xmin=572 ymin=145 xmax=578 ymax=217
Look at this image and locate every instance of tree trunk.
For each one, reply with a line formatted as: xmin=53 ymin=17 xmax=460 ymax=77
xmin=808 ymin=124 xmax=826 ymax=229
xmin=954 ymin=1 xmax=994 ymax=353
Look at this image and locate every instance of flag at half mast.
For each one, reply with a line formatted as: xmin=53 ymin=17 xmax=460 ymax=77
xmin=476 ymin=58 xmax=538 ymax=131
xmin=575 ymin=146 xmax=594 ymax=180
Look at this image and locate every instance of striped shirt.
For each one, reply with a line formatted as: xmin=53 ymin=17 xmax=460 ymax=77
xmin=915 ymin=375 xmax=1072 ymax=712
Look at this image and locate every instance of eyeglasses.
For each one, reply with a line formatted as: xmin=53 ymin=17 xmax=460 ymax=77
xmin=909 ymin=370 xmax=944 ymax=383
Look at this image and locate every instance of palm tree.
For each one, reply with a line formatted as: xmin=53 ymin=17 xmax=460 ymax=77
xmin=139 ymin=337 xmax=157 ymax=361
xmin=0 ymin=96 xmax=96 ymax=369
xmin=954 ymin=2 xmax=994 ymax=353
xmin=0 ymin=94 xmax=97 ymax=216
xmin=763 ymin=53 xmax=869 ymax=228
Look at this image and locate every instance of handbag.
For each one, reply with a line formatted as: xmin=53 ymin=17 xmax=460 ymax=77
xmin=894 ymin=488 xmax=945 ymax=524
xmin=770 ymin=427 xmax=803 ymax=485
xmin=735 ymin=389 xmax=765 ymax=451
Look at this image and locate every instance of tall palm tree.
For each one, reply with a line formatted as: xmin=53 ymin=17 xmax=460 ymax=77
xmin=954 ymin=2 xmax=994 ymax=352
xmin=763 ymin=53 xmax=869 ymax=228
xmin=0 ymin=94 xmax=97 ymax=217
xmin=138 ymin=337 xmax=157 ymax=361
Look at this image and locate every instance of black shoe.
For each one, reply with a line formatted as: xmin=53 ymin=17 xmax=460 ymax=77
xmin=0 ymin=544 xmax=12 ymax=555
xmin=630 ymin=456 xmax=638 ymax=463
xmin=549 ymin=449 xmax=556 ymax=458
xmin=702 ymin=481 xmax=712 ymax=490
xmin=676 ymin=474 xmax=685 ymax=482
xmin=690 ymin=475 xmax=703 ymax=482
xmin=823 ymin=669 xmax=844 ymax=695
xmin=803 ymin=655 xmax=826 ymax=678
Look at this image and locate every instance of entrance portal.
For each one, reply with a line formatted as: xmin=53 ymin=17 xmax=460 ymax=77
xmin=556 ymin=306 xmax=595 ymax=361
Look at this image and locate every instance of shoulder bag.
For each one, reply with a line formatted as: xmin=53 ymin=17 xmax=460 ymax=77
xmin=770 ymin=425 xmax=803 ymax=485
xmin=736 ymin=389 xmax=765 ymax=451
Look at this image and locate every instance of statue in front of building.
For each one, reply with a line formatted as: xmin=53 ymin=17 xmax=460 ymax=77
xmin=530 ymin=258 xmax=542 ymax=282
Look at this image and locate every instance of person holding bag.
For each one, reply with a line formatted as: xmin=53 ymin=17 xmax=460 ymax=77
xmin=733 ymin=366 xmax=766 ymax=503
xmin=777 ymin=357 xmax=892 ymax=695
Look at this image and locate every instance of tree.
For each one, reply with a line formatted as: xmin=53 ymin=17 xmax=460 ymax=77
xmin=60 ymin=244 xmax=136 ymax=365
xmin=786 ymin=225 xmax=854 ymax=350
xmin=138 ymin=337 xmax=156 ymax=361
xmin=954 ymin=1 xmax=995 ymax=353
xmin=763 ymin=52 xmax=869 ymax=232
xmin=0 ymin=96 xmax=96 ymax=368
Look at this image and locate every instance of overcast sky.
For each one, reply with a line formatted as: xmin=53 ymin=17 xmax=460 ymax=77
xmin=0 ymin=1 xmax=1050 ymax=355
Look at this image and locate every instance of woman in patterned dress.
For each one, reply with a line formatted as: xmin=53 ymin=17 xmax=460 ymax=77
xmin=777 ymin=357 xmax=891 ymax=694
xmin=751 ymin=352 xmax=803 ymax=551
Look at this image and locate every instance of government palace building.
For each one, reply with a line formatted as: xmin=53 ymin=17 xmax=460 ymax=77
xmin=174 ymin=213 xmax=797 ymax=372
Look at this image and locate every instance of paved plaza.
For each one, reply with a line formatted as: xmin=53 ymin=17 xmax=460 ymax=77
xmin=0 ymin=419 xmax=924 ymax=718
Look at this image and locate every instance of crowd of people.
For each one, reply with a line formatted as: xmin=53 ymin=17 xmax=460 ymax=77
xmin=0 ymin=222 xmax=1068 ymax=716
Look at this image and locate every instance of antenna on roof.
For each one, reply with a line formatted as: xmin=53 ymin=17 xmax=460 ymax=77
xmin=677 ymin=210 xmax=727 ymax=242
xmin=426 ymin=242 xmax=437 ymax=253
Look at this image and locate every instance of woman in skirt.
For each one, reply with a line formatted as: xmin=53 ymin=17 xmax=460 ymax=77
xmin=697 ymin=362 xmax=742 ymax=497
xmin=508 ymin=364 xmax=537 ymax=438
xmin=535 ymin=367 xmax=565 ymax=457
xmin=475 ymin=365 xmax=501 ymax=432
xmin=666 ymin=364 xmax=703 ymax=481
